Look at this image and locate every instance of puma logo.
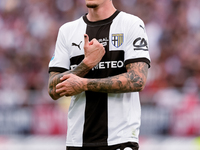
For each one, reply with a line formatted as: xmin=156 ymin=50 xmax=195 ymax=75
xmin=72 ymin=41 xmax=82 ymax=50
xmin=139 ymin=25 xmax=145 ymax=30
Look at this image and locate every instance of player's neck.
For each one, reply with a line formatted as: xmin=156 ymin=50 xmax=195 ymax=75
xmin=86 ymin=3 xmax=116 ymax=22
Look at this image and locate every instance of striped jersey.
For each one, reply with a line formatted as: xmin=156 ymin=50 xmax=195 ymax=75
xmin=49 ymin=10 xmax=151 ymax=147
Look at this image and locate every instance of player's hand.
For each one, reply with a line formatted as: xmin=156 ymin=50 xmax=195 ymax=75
xmin=83 ymin=34 xmax=105 ymax=68
xmin=55 ymin=74 xmax=87 ymax=97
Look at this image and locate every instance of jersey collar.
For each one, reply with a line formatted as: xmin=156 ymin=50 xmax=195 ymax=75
xmin=83 ymin=10 xmax=120 ymax=26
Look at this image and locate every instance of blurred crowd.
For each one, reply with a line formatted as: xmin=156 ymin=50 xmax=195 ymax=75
xmin=0 ymin=0 xmax=200 ymax=136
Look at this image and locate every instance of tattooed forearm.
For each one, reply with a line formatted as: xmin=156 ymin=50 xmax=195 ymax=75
xmin=86 ymin=62 xmax=148 ymax=93
xmin=48 ymin=62 xmax=148 ymax=99
xmin=126 ymin=62 xmax=148 ymax=91
xmin=69 ymin=62 xmax=92 ymax=77
xmin=48 ymin=61 xmax=91 ymax=100
xmin=48 ymin=72 xmax=63 ymax=100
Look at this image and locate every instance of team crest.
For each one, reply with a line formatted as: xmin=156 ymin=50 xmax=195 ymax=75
xmin=112 ymin=33 xmax=124 ymax=48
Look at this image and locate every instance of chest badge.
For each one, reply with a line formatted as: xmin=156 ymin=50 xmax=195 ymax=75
xmin=112 ymin=33 xmax=124 ymax=48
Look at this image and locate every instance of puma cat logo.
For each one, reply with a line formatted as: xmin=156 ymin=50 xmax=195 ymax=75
xmin=72 ymin=41 xmax=82 ymax=50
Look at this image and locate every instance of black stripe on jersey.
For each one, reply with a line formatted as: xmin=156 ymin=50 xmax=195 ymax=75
xmin=70 ymin=51 xmax=126 ymax=78
xmin=83 ymin=92 xmax=108 ymax=147
xmin=125 ymin=58 xmax=151 ymax=68
xmin=70 ymin=55 xmax=84 ymax=63
xmin=48 ymin=67 xmax=68 ymax=73
xmin=82 ymin=10 xmax=121 ymax=147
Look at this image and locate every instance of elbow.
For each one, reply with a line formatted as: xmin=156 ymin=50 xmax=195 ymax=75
xmin=48 ymin=88 xmax=60 ymax=100
xmin=138 ymin=84 xmax=146 ymax=92
xmin=50 ymin=95 xmax=59 ymax=101
xmin=133 ymin=84 xmax=145 ymax=92
xmin=132 ymin=78 xmax=147 ymax=92
xmin=139 ymin=78 xmax=147 ymax=91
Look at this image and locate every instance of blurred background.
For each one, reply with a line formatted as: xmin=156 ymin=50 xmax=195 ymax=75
xmin=0 ymin=0 xmax=200 ymax=149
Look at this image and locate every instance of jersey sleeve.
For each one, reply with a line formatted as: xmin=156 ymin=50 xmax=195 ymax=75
xmin=48 ymin=27 xmax=70 ymax=73
xmin=124 ymin=18 xmax=151 ymax=67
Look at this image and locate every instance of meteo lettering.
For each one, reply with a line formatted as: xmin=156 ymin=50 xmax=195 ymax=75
xmin=70 ymin=61 xmax=124 ymax=70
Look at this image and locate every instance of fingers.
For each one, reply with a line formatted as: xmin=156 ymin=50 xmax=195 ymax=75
xmin=60 ymin=74 xmax=70 ymax=81
xmin=56 ymin=82 xmax=70 ymax=96
xmin=56 ymin=74 xmax=73 ymax=96
xmin=56 ymin=75 xmax=69 ymax=90
xmin=56 ymin=86 xmax=65 ymax=95
xmin=89 ymin=40 xmax=93 ymax=45
xmin=84 ymin=34 xmax=89 ymax=47
xmin=84 ymin=34 xmax=102 ymax=47
xmin=84 ymin=34 xmax=96 ymax=46
xmin=56 ymin=82 xmax=64 ymax=92
xmin=56 ymin=74 xmax=71 ymax=91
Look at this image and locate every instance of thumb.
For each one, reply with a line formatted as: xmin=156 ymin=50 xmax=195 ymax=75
xmin=84 ymin=34 xmax=89 ymax=46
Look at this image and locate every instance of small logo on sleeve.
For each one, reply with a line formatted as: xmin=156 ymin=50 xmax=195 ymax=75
xmin=133 ymin=37 xmax=148 ymax=51
xmin=139 ymin=25 xmax=145 ymax=31
xmin=50 ymin=53 xmax=55 ymax=61
xmin=72 ymin=41 xmax=82 ymax=50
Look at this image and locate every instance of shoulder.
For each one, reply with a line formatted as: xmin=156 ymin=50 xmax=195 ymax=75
xmin=116 ymin=11 xmax=145 ymax=26
xmin=59 ymin=16 xmax=85 ymax=33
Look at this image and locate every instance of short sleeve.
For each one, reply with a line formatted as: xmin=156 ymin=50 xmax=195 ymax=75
xmin=48 ymin=27 xmax=70 ymax=73
xmin=124 ymin=18 xmax=151 ymax=67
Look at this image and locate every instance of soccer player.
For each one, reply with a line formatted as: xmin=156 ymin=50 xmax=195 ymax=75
xmin=48 ymin=0 xmax=151 ymax=149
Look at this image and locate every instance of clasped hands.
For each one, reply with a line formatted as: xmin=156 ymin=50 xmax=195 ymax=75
xmin=56 ymin=34 xmax=105 ymax=97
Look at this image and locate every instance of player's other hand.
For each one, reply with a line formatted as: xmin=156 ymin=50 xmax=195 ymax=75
xmin=83 ymin=34 xmax=105 ymax=68
xmin=56 ymin=74 xmax=87 ymax=97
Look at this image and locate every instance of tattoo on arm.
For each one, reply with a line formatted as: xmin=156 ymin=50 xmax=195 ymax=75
xmin=69 ymin=62 xmax=91 ymax=77
xmin=87 ymin=62 xmax=148 ymax=93
xmin=125 ymin=62 xmax=148 ymax=91
xmin=48 ymin=72 xmax=63 ymax=100
xmin=48 ymin=61 xmax=91 ymax=100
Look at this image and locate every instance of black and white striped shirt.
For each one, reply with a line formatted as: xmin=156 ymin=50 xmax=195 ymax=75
xmin=49 ymin=10 xmax=150 ymax=147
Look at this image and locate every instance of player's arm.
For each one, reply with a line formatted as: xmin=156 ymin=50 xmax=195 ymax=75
xmin=48 ymin=62 xmax=92 ymax=100
xmin=86 ymin=61 xmax=148 ymax=93
xmin=55 ymin=61 xmax=148 ymax=96
xmin=48 ymin=34 xmax=105 ymax=100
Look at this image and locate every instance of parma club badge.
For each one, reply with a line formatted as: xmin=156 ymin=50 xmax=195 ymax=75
xmin=112 ymin=33 xmax=124 ymax=48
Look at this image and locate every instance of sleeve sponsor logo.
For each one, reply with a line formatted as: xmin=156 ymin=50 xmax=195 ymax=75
xmin=133 ymin=37 xmax=148 ymax=51
xmin=112 ymin=33 xmax=124 ymax=48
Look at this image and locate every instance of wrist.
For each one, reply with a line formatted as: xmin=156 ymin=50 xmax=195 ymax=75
xmin=82 ymin=78 xmax=88 ymax=91
xmin=82 ymin=58 xmax=94 ymax=69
